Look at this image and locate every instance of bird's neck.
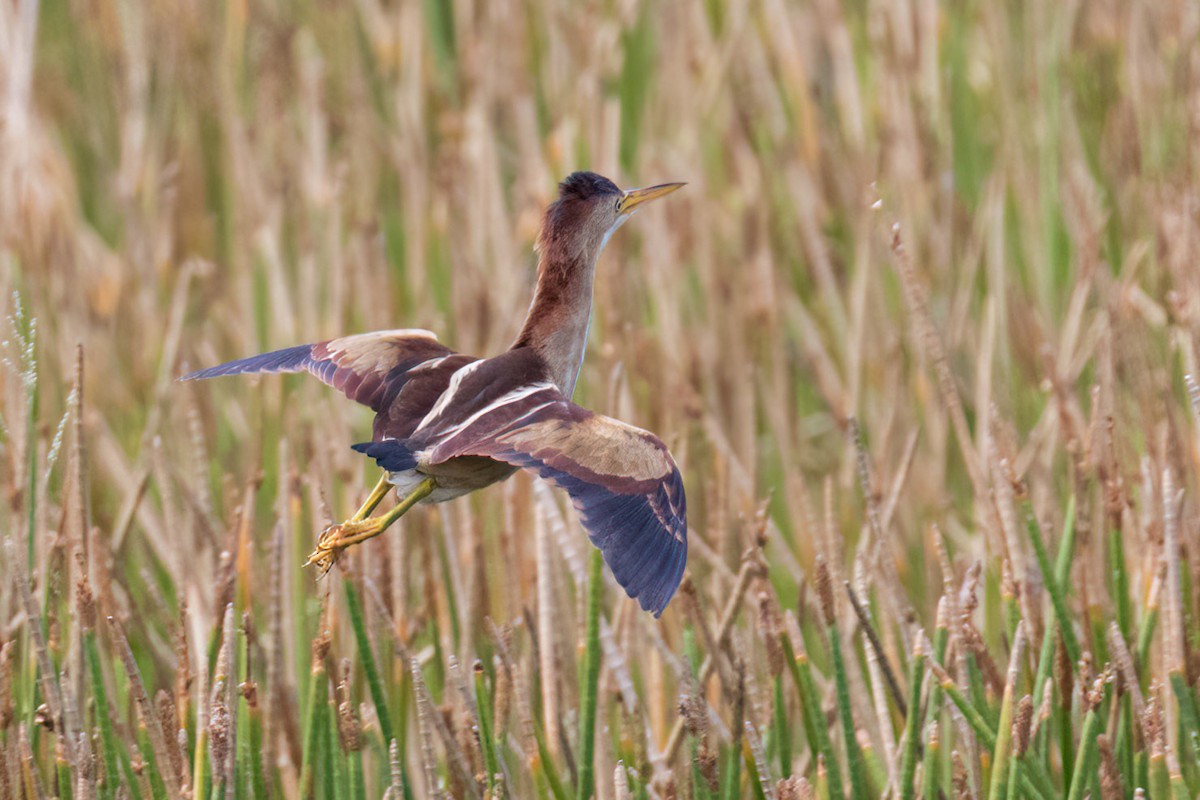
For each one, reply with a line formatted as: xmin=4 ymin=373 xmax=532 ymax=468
xmin=511 ymin=245 xmax=599 ymax=398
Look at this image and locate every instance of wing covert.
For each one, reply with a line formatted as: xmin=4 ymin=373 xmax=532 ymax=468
xmin=425 ymin=398 xmax=687 ymax=616
xmin=182 ymin=329 xmax=454 ymax=413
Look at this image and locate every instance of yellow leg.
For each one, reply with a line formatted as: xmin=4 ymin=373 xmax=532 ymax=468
xmin=304 ymin=476 xmax=436 ymax=575
xmin=351 ymin=472 xmax=393 ymax=522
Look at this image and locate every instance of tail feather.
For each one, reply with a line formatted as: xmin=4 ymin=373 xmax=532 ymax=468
xmin=351 ymin=440 xmax=418 ymax=472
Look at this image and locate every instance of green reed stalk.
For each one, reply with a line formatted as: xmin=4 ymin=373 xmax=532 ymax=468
xmin=235 ymin=625 xmax=255 ymax=800
xmin=137 ymin=724 xmax=168 ymax=800
xmin=328 ymin=706 xmax=344 ymax=800
xmin=1024 ymin=496 xmax=1081 ymax=670
xmin=1171 ymin=671 xmax=1200 ymax=767
xmin=532 ymin=716 xmax=569 ymax=800
xmin=344 ymin=581 xmax=395 ymax=746
xmin=722 ymin=737 xmax=741 ymax=800
xmin=1108 ymin=525 xmax=1132 ymax=643
xmin=860 ymin=739 xmax=887 ymax=796
xmin=57 ymin=745 xmax=73 ymax=800
xmin=577 ymin=548 xmax=604 ymax=800
xmin=1007 ymin=756 xmax=1047 ymax=800
xmin=964 ymin=654 xmax=994 ymax=727
xmin=1137 ymin=603 xmax=1159 ymax=675
xmin=1005 ymin=758 xmax=1021 ymax=800
xmin=773 ymin=676 xmax=790 ymax=777
xmin=1031 ymin=496 xmax=1078 ymax=711
xmin=1065 ymin=708 xmax=1100 ymax=800
xmin=898 ymin=644 xmax=925 ymax=800
xmin=987 ymin=628 xmax=1023 ymax=800
xmin=690 ymin=739 xmax=710 ymax=800
xmin=921 ymin=609 xmax=950 ymax=800
xmin=85 ymin=631 xmax=120 ymax=799
xmin=475 ymin=665 xmax=500 ymax=795
xmin=1113 ymin=693 xmax=1133 ymax=789
xmin=300 ymin=657 xmax=328 ymax=798
xmin=121 ymin=749 xmax=148 ymax=800
xmin=348 ymin=747 xmax=364 ymax=800
xmin=1149 ymin=750 xmax=1169 ymax=800
xmin=921 ymin=726 xmax=940 ymax=800
xmin=780 ymin=633 xmax=843 ymax=800
xmin=928 ymin=658 xmax=1056 ymax=800
xmin=828 ymin=629 xmax=868 ymax=800
xmin=741 ymin=736 xmax=769 ymax=800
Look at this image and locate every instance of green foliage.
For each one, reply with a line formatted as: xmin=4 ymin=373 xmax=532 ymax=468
xmin=3 ymin=0 xmax=1198 ymax=796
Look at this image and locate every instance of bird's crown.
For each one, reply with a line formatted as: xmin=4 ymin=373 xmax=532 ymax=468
xmin=558 ymin=171 xmax=620 ymax=201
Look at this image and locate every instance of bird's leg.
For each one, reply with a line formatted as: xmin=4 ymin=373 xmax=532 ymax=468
xmin=304 ymin=476 xmax=436 ymax=574
xmin=351 ymin=472 xmax=393 ymax=521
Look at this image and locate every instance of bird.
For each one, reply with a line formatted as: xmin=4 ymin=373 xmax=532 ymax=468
xmin=183 ymin=172 xmax=687 ymax=616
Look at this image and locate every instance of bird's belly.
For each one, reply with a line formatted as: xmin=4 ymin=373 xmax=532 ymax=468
xmin=388 ymin=455 xmax=518 ymax=504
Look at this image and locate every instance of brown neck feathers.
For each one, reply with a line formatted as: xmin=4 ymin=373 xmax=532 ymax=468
xmin=512 ymin=233 xmax=599 ymax=399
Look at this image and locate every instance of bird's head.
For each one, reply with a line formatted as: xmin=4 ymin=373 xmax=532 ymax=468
xmin=538 ymin=171 xmax=685 ymax=261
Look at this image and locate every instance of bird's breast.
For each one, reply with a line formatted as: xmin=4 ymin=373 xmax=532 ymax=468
xmin=389 ymin=455 xmax=518 ymax=504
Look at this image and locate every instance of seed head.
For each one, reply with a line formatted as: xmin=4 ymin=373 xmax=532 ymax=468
xmin=1012 ymin=695 xmax=1033 ymax=758
xmin=815 ymin=555 xmax=835 ymax=626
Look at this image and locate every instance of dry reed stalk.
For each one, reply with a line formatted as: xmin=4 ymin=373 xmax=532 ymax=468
xmin=448 ymin=656 xmax=487 ymax=799
xmin=879 ymin=430 xmax=920 ymax=532
xmin=847 ymin=555 xmax=896 ymax=781
xmin=10 ymin=537 xmax=72 ymax=768
xmin=598 ymin=605 xmax=638 ymax=715
xmin=156 ymin=690 xmax=185 ymax=794
xmin=1161 ymin=465 xmax=1185 ymax=676
xmin=679 ymin=579 xmax=733 ymax=691
xmin=613 ymin=762 xmax=629 ymax=800
xmin=412 ymin=658 xmax=445 ymax=800
xmin=383 ymin=739 xmax=403 ymax=800
xmin=208 ymin=603 xmax=235 ymax=791
xmin=888 ymin=225 xmax=985 ymax=497
xmin=267 ymin=521 xmax=301 ymax=772
xmin=844 ymin=582 xmax=906 ymax=716
xmin=1106 ymin=622 xmax=1147 ymax=729
xmin=663 ymin=553 xmax=762 ymax=761
xmin=848 ymin=418 xmax=916 ymax=640
xmin=110 ymin=615 xmax=181 ymax=800
xmin=534 ymin=504 xmax=562 ymax=760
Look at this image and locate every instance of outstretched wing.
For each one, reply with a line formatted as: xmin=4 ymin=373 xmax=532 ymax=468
xmin=422 ymin=393 xmax=687 ymax=616
xmin=181 ymin=330 xmax=455 ymax=413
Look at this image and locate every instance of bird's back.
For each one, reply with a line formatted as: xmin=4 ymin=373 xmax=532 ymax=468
xmin=368 ymin=348 xmax=558 ymax=500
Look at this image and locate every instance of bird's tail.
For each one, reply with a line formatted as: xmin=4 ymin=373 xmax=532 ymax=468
xmin=351 ymin=440 xmax=419 ymax=472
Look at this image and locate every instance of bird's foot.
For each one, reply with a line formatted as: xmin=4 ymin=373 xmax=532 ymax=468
xmin=303 ymin=517 xmax=384 ymax=575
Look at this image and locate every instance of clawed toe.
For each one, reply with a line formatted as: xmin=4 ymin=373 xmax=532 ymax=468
xmin=303 ymin=519 xmax=383 ymax=574
xmin=302 ymin=527 xmax=341 ymax=575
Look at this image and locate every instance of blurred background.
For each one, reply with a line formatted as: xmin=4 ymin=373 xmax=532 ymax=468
xmin=2 ymin=0 xmax=1199 ymax=796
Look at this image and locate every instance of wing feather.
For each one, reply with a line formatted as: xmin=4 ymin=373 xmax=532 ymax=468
xmin=182 ymin=329 xmax=453 ymax=413
xmin=424 ymin=397 xmax=687 ymax=616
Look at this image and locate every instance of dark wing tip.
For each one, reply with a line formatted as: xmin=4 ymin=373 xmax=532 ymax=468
xmin=177 ymin=344 xmax=317 ymax=384
xmin=178 ymin=364 xmax=220 ymax=382
xmin=639 ymin=534 xmax=687 ymax=617
xmin=178 ymin=365 xmax=220 ymax=382
xmin=571 ymin=469 xmax=688 ymax=617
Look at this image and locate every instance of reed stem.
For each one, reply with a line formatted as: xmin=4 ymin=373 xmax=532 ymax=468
xmin=576 ymin=549 xmax=604 ymax=800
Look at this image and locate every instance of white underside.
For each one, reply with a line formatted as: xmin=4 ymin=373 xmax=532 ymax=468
xmin=387 ymin=469 xmax=473 ymax=503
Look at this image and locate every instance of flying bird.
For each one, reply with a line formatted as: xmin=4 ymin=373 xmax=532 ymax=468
xmin=184 ymin=172 xmax=687 ymax=616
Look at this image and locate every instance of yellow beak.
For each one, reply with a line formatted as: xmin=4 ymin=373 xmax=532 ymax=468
xmin=618 ymin=182 xmax=686 ymax=214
